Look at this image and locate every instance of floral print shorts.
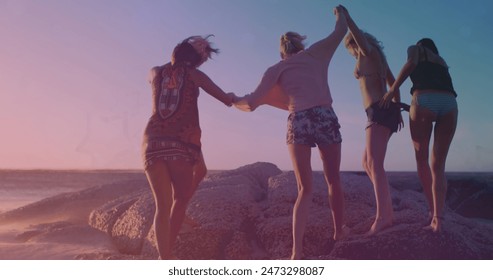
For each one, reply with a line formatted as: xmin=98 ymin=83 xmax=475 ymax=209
xmin=286 ymin=106 xmax=342 ymax=147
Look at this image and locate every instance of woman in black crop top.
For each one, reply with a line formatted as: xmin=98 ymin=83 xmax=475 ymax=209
xmin=381 ymin=38 xmax=458 ymax=233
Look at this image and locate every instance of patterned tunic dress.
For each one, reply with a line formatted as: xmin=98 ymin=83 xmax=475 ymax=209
xmin=142 ymin=63 xmax=201 ymax=169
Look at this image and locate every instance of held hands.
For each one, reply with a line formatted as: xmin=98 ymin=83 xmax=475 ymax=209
xmin=334 ymin=4 xmax=349 ymax=19
xmin=227 ymin=92 xmax=251 ymax=112
xmin=225 ymin=91 xmax=245 ymax=110
xmin=333 ymin=5 xmax=342 ymax=17
xmin=226 ymin=92 xmax=239 ymax=107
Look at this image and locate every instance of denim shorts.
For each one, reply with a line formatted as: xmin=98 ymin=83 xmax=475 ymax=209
xmin=286 ymin=105 xmax=342 ymax=147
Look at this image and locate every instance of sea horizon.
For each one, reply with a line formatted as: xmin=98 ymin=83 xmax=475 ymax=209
xmin=1 ymin=168 xmax=491 ymax=174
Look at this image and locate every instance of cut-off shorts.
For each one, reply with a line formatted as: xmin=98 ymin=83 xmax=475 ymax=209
xmin=286 ymin=105 xmax=342 ymax=147
xmin=365 ymin=102 xmax=401 ymax=134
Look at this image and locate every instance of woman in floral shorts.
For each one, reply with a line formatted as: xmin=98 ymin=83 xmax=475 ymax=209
xmin=234 ymin=6 xmax=349 ymax=259
xmin=287 ymin=105 xmax=342 ymax=147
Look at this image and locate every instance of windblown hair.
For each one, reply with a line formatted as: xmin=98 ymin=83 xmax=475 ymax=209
xmin=280 ymin=32 xmax=306 ymax=59
xmin=344 ymin=31 xmax=387 ymax=65
xmin=171 ymin=35 xmax=219 ymax=68
xmin=417 ymin=38 xmax=439 ymax=55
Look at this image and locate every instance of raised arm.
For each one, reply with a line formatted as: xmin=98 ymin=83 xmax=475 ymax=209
xmin=306 ymin=6 xmax=348 ymax=61
xmin=191 ymin=69 xmax=234 ymax=107
xmin=340 ymin=5 xmax=372 ymax=56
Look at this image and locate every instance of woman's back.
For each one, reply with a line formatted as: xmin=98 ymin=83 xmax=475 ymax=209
xmin=144 ymin=64 xmax=201 ymax=147
xmin=410 ymin=46 xmax=456 ymax=96
xmin=277 ymin=51 xmax=333 ymax=112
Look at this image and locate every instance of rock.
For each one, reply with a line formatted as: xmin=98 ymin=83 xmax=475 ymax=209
xmin=329 ymin=216 xmax=493 ymax=259
xmin=173 ymin=228 xmax=231 ymax=259
xmin=0 ymin=180 xmax=146 ymax=225
xmin=88 ymin=162 xmax=283 ymax=259
xmin=110 ymin=192 xmax=155 ymax=255
xmin=80 ymin=164 xmax=493 ymax=260
xmin=224 ymin=232 xmax=254 ymax=260
xmin=447 ymin=176 xmax=493 ymax=220
xmin=454 ymin=189 xmax=493 ymax=219
xmin=255 ymin=171 xmax=335 ymax=259
xmin=88 ymin=191 xmax=143 ymax=234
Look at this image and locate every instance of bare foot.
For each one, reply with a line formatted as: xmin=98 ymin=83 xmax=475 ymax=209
xmin=423 ymin=216 xmax=442 ymax=233
xmin=333 ymin=225 xmax=350 ymax=241
xmin=366 ymin=217 xmax=393 ymax=236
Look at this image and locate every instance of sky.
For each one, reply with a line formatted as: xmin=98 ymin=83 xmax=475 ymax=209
xmin=1 ymin=0 xmax=492 ymax=171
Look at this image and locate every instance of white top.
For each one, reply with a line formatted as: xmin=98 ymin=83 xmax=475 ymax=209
xmin=237 ymin=17 xmax=348 ymax=113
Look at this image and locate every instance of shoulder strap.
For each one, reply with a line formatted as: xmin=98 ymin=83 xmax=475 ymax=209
xmin=419 ymin=45 xmax=429 ymax=61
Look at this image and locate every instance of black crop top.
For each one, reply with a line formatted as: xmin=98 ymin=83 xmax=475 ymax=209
xmin=409 ymin=46 xmax=457 ymax=96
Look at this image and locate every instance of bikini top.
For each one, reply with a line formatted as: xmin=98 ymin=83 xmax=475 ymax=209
xmin=354 ymin=49 xmax=387 ymax=80
xmin=409 ymin=46 xmax=457 ymax=96
xmin=355 ymin=67 xmax=386 ymax=80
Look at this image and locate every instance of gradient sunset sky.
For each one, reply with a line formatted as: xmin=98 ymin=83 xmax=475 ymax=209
xmin=1 ymin=0 xmax=492 ymax=171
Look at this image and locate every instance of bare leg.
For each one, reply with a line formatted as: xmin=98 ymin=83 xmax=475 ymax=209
xmin=410 ymin=104 xmax=434 ymax=216
xmin=428 ymin=108 xmax=458 ymax=232
xmin=288 ymin=144 xmax=313 ymax=260
xmin=318 ymin=143 xmax=347 ymax=240
xmin=364 ymin=125 xmax=393 ymax=235
xmin=168 ymin=160 xmax=195 ymax=249
xmin=183 ymin=153 xmax=207 ymax=228
xmin=145 ymin=161 xmax=174 ymax=259
xmin=362 ymin=148 xmax=372 ymax=181
xmin=192 ymin=152 xmax=207 ymax=189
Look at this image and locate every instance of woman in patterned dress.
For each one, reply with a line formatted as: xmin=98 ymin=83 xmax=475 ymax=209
xmin=142 ymin=35 xmax=235 ymax=259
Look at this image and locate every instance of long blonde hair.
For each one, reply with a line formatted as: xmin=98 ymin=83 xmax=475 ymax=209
xmin=345 ymin=32 xmax=387 ymax=66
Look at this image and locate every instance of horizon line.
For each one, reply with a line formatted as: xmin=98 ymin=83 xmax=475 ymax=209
xmin=0 ymin=168 xmax=490 ymax=174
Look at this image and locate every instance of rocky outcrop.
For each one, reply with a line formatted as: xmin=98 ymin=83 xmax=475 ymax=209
xmin=7 ymin=163 xmax=489 ymax=260
xmin=86 ymin=164 xmax=493 ymax=260
xmin=88 ymin=162 xmax=283 ymax=259
xmin=446 ymin=175 xmax=493 ymax=220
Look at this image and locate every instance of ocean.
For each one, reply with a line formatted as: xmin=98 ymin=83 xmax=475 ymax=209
xmin=0 ymin=169 xmax=147 ymax=214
